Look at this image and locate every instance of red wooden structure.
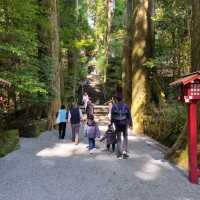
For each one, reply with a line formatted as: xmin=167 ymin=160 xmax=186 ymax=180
xmin=170 ymin=72 xmax=200 ymax=184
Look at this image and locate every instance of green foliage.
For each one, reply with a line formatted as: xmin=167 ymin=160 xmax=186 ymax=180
xmin=0 ymin=0 xmax=50 ymax=109
xmin=96 ymin=49 xmax=106 ymax=74
xmin=103 ymin=0 xmax=124 ymax=96
xmin=144 ymin=103 xmax=186 ymax=147
xmin=0 ymin=129 xmax=19 ymax=157
xmin=95 ymin=0 xmax=108 ymax=75
xmin=59 ymin=0 xmax=94 ymax=102
xmin=63 ymin=64 xmax=87 ymax=103
xmin=112 ymin=0 xmax=125 ymax=32
xmin=0 ymin=0 xmax=39 ymax=61
xmin=154 ymin=0 xmax=191 ymax=70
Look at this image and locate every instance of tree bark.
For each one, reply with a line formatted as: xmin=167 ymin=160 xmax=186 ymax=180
xmin=104 ymin=0 xmax=114 ymax=82
xmin=191 ymin=1 xmax=200 ymax=72
xmin=95 ymin=0 xmax=108 ymax=80
xmin=122 ymin=0 xmax=133 ymax=105
xmin=131 ymin=0 xmax=153 ymax=134
xmin=46 ymin=0 xmax=61 ymax=129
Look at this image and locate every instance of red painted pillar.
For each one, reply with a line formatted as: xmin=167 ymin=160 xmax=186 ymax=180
xmin=188 ymin=101 xmax=198 ymax=184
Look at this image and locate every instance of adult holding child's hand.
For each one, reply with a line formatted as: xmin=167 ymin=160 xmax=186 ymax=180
xmin=68 ymin=102 xmax=83 ymax=145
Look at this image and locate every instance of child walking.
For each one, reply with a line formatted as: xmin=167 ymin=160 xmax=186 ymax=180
xmin=100 ymin=124 xmax=116 ymax=152
xmin=84 ymin=114 xmax=100 ymax=152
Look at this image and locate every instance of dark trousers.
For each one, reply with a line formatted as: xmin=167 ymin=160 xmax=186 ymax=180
xmin=88 ymin=138 xmax=96 ymax=150
xmin=115 ymin=125 xmax=128 ymax=155
xmin=107 ymin=143 xmax=115 ymax=152
xmin=59 ymin=122 xmax=66 ymax=139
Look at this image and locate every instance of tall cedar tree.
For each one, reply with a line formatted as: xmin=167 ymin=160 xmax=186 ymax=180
xmin=131 ymin=0 xmax=153 ymax=134
xmin=122 ymin=0 xmax=133 ymax=105
xmin=38 ymin=0 xmax=61 ymax=129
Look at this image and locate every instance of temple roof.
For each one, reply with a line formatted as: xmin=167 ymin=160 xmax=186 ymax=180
xmin=170 ymin=71 xmax=200 ymax=86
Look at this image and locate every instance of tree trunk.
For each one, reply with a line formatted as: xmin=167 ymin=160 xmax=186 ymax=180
xmin=95 ymin=0 xmax=108 ymax=80
xmin=191 ymin=1 xmax=200 ymax=72
xmin=104 ymin=0 xmax=114 ymax=82
xmin=122 ymin=0 xmax=133 ymax=105
xmin=47 ymin=0 xmax=61 ymax=129
xmin=165 ymin=123 xmax=187 ymax=159
xmin=131 ymin=0 xmax=153 ymax=134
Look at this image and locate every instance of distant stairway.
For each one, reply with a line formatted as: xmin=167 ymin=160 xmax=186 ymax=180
xmin=83 ymin=67 xmax=106 ymax=105
xmin=80 ymin=105 xmax=109 ymax=125
xmin=93 ymin=105 xmax=109 ymax=125
xmin=81 ymin=65 xmax=110 ymax=124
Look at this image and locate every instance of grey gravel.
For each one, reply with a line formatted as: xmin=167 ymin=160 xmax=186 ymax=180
xmin=0 ymin=125 xmax=200 ymax=200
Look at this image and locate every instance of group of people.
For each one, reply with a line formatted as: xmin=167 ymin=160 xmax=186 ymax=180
xmin=56 ymin=92 xmax=132 ymax=159
xmin=56 ymin=102 xmax=83 ymax=144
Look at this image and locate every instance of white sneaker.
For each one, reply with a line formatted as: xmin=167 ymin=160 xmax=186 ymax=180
xmin=89 ymin=149 xmax=93 ymax=154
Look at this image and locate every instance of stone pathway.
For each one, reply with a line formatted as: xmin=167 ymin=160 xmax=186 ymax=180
xmin=0 ymin=124 xmax=200 ymax=200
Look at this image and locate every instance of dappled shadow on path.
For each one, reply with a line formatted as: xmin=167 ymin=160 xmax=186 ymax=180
xmin=1 ymin=127 xmax=200 ymax=200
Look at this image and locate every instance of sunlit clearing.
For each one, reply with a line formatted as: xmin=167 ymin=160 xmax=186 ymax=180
xmin=99 ymin=125 xmax=108 ymax=132
xmin=135 ymin=159 xmax=161 ymax=181
xmin=36 ymin=142 xmax=87 ymax=158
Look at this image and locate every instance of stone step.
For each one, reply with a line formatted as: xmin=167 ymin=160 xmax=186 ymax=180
xmin=80 ymin=105 xmax=108 ymax=111
xmin=80 ymin=105 xmax=110 ymax=124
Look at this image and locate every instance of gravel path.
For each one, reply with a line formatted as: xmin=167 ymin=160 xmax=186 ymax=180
xmin=0 ymin=124 xmax=200 ymax=200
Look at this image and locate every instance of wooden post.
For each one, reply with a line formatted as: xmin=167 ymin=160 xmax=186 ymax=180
xmin=188 ymin=101 xmax=198 ymax=184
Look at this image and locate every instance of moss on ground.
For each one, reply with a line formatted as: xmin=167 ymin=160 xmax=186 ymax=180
xmin=0 ymin=129 xmax=19 ymax=157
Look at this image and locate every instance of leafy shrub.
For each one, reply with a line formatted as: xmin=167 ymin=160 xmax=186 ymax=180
xmin=0 ymin=129 xmax=19 ymax=157
xmin=19 ymin=119 xmax=47 ymax=138
xmin=144 ymin=102 xmax=186 ymax=147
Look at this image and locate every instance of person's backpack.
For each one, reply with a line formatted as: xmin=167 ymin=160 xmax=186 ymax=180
xmin=112 ymin=104 xmax=128 ymax=125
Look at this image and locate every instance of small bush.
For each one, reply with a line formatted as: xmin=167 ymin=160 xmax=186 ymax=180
xmin=144 ymin=102 xmax=186 ymax=147
xmin=0 ymin=129 xmax=19 ymax=157
xmin=19 ymin=119 xmax=47 ymax=138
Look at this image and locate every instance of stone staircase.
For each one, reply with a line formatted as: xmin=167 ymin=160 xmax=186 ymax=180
xmin=83 ymin=67 xmax=106 ymax=104
xmin=81 ymin=65 xmax=110 ymax=124
xmin=80 ymin=105 xmax=109 ymax=125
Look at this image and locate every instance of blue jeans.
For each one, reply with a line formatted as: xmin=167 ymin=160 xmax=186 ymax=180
xmin=88 ymin=138 xmax=96 ymax=150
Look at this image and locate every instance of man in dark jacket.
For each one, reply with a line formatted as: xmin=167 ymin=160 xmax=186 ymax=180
xmin=68 ymin=102 xmax=83 ymax=144
xmin=111 ymin=94 xmax=132 ymax=159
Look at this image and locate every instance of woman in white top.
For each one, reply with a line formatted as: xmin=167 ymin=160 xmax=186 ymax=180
xmin=82 ymin=92 xmax=89 ymax=111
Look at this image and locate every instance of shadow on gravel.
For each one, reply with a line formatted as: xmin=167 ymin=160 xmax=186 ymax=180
xmin=36 ymin=131 xmax=194 ymax=184
xmin=1 ymin=129 xmax=200 ymax=200
xmin=33 ymin=132 xmax=200 ymax=200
